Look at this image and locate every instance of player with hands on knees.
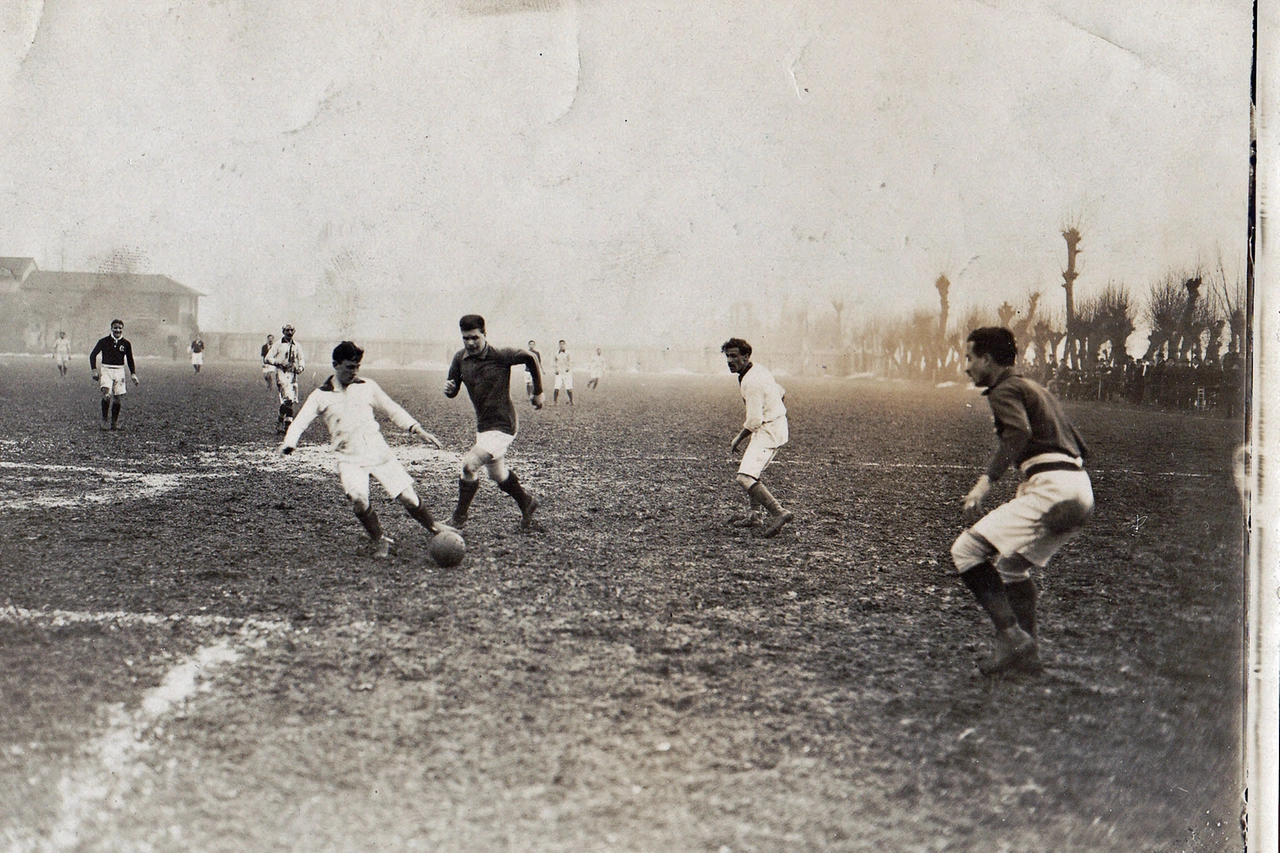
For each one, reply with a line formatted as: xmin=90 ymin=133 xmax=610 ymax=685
xmin=951 ymin=326 xmax=1094 ymax=676
xmin=279 ymin=341 xmax=449 ymax=559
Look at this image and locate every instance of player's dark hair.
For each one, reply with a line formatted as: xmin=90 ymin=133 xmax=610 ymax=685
xmin=720 ymin=338 xmax=752 ymax=357
xmin=110 ymin=319 xmax=123 ymax=327
xmin=460 ymin=314 xmax=486 ymax=333
xmin=967 ymin=327 xmax=1018 ymax=366
xmin=332 ymin=341 xmax=364 ymax=364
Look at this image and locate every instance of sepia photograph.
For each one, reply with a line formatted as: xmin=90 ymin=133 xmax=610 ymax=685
xmin=0 ymin=1 xmax=1269 ymax=850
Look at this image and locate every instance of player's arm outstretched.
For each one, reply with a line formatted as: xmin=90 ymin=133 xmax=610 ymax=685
xmin=371 ymin=382 xmax=442 ymax=449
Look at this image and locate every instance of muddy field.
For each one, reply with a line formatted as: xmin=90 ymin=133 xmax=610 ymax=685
xmin=0 ymin=356 xmax=1247 ymax=852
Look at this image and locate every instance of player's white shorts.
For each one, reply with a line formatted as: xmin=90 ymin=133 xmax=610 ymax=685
xmin=191 ymin=353 xmax=204 ymax=366
xmin=276 ymin=371 xmax=300 ymax=404
xmin=471 ymin=430 xmax=516 ymax=463
xmin=969 ymin=468 xmax=1094 ymax=567
xmin=263 ymin=362 xmax=275 ymax=376
xmin=99 ymin=365 xmax=128 ymax=395
xmin=739 ymin=422 xmax=789 ymax=480
xmin=338 ymin=459 xmax=414 ymax=504
xmin=55 ymin=354 xmax=70 ymax=366
xmin=554 ymin=372 xmax=573 ymax=390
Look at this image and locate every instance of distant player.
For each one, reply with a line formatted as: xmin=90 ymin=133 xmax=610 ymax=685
xmin=279 ymin=341 xmax=449 ymax=558
xmin=722 ymin=338 xmax=792 ymax=538
xmin=553 ymin=340 xmax=573 ymax=405
xmin=266 ymin=325 xmax=306 ymax=433
xmin=524 ymin=340 xmax=542 ymax=400
xmin=89 ymin=319 xmax=139 ymax=431
xmin=444 ymin=315 xmax=543 ymax=530
xmin=189 ymin=336 xmax=205 ymax=373
xmin=951 ymin=326 xmax=1094 ymax=675
xmin=260 ymin=334 xmax=276 ymax=389
xmin=52 ymin=331 xmax=71 ymax=378
xmin=587 ymin=347 xmax=605 ymax=390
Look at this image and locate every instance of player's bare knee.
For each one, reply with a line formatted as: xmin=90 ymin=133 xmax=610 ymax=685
xmin=486 ymin=461 xmax=508 ymax=483
xmin=349 ymin=495 xmax=371 ymax=514
xmin=950 ymin=531 xmax=993 ymax=572
xmin=995 ymin=554 xmax=1033 ymax=584
xmin=395 ymin=489 xmax=419 ymax=508
xmin=735 ymin=473 xmax=758 ymax=491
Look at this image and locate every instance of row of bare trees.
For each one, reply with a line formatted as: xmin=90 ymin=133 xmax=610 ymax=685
xmin=844 ymin=230 xmax=1246 ymax=381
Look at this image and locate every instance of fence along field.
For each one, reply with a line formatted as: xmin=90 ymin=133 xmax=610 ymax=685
xmin=0 ymin=357 xmax=1246 ymax=852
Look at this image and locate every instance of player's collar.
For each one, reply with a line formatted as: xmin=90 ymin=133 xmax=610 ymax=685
xmin=465 ymin=344 xmax=492 ymax=360
xmin=736 ymin=362 xmax=753 ymax=381
xmin=981 ymin=367 xmax=1019 ymax=394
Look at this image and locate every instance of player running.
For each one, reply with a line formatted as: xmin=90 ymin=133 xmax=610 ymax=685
xmin=444 ymin=315 xmax=544 ymax=531
xmin=722 ymin=338 xmax=793 ymax=538
xmin=279 ymin=341 xmax=449 ymax=558
xmin=950 ymin=326 xmax=1094 ymax=675
xmin=89 ymin=319 xmax=139 ymax=431
xmin=52 ymin=331 xmax=71 ymax=378
xmin=266 ymin=325 xmax=306 ymax=433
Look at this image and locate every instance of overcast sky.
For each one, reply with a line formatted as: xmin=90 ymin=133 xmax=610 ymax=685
xmin=0 ymin=0 xmax=1252 ymax=345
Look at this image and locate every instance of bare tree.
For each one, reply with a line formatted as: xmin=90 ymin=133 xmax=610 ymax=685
xmin=1061 ymin=227 xmax=1082 ymax=369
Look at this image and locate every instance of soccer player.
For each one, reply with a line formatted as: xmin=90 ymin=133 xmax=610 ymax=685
xmin=444 ymin=315 xmax=543 ymax=530
xmin=52 ymin=331 xmax=71 ymax=378
xmin=722 ymin=338 xmax=793 ymax=538
xmin=261 ymin=334 xmax=276 ymax=389
xmin=553 ymin=339 xmax=573 ymax=405
xmin=266 ymin=325 xmax=306 ymax=433
xmin=951 ymin=326 xmax=1094 ymax=675
xmin=189 ymin=336 xmax=205 ymax=374
xmin=279 ymin=341 xmax=448 ymax=558
xmin=524 ymin=340 xmax=542 ymax=400
xmin=89 ymin=319 xmax=139 ymax=431
xmin=587 ymin=347 xmax=605 ymax=390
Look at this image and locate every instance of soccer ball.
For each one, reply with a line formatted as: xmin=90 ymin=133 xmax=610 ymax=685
xmin=428 ymin=529 xmax=466 ymax=568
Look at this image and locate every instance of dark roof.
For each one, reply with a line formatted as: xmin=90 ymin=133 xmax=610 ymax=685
xmin=0 ymin=258 xmax=37 ymax=281
xmin=24 ymin=271 xmax=204 ymax=297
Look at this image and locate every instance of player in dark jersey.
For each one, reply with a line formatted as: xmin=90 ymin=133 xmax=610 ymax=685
xmin=444 ymin=315 xmax=544 ymax=530
xmin=88 ymin=319 xmax=139 ymax=431
xmin=950 ymin=327 xmax=1094 ymax=675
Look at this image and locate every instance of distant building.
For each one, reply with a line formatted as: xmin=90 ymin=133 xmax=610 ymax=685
xmin=0 ymin=259 xmax=202 ymax=355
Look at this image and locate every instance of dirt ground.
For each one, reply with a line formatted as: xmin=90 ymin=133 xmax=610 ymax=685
xmin=0 ymin=356 xmax=1247 ymax=852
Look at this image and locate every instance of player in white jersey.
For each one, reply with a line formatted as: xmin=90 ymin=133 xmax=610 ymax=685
xmin=553 ymin=340 xmax=573 ymax=405
xmin=722 ymin=338 xmax=793 ymax=538
xmin=587 ymin=347 xmax=605 ymax=389
xmin=266 ymin=325 xmax=306 ymax=433
xmin=52 ymin=332 xmax=71 ymax=378
xmin=279 ymin=341 xmax=449 ymax=558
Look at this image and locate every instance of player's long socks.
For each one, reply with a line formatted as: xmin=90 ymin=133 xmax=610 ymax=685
xmin=497 ymin=471 xmax=532 ymax=509
xmin=1004 ymin=579 xmax=1037 ymax=637
xmin=354 ymin=506 xmax=382 ymax=540
xmin=747 ymin=482 xmax=784 ymax=516
xmin=959 ymin=562 xmax=1018 ymax=632
xmin=110 ymin=401 xmax=121 ymax=425
xmin=405 ymin=500 xmax=438 ymax=532
xmin=454 ymin=477 xmax=480 ymax=520
xmin=101 ymin=399 xmax=110 ymax=421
